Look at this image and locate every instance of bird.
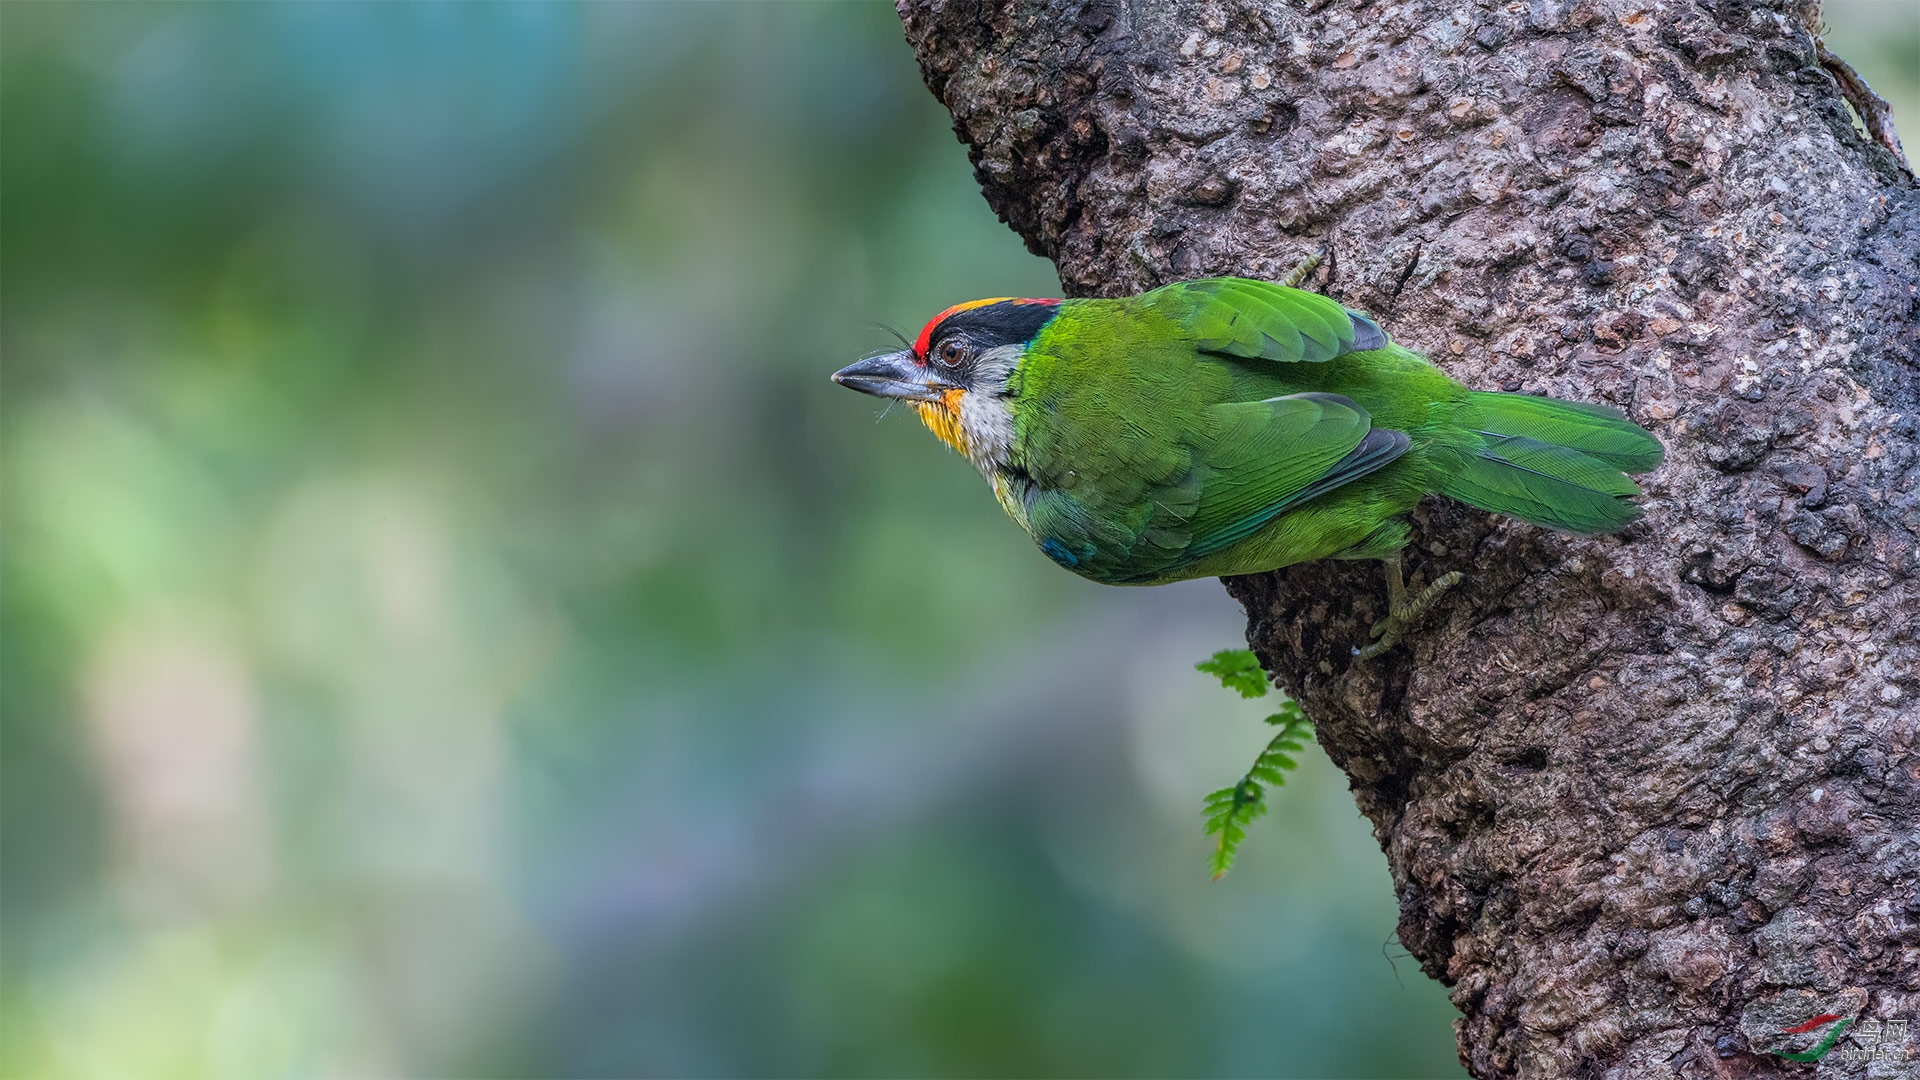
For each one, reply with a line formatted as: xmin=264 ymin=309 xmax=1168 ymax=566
xmin=831 ymin=257 xmax=1662 ymax=658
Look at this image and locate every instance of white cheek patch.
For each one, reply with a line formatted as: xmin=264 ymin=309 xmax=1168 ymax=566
xmin=957 ymin=345 xmax=1022 ymax=472
xmin=958 ymin=393 xmax=1015 ymax=472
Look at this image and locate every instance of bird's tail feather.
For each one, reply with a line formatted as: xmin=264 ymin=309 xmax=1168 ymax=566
xmin=1441 ymin=392 xmax=1664 ymax=534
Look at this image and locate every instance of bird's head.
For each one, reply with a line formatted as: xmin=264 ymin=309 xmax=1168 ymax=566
xmin=831 ymin=297 xmax=1060 ymax=466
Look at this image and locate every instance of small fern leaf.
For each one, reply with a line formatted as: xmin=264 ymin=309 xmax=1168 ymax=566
xmin=1260 ymin=751 xmax=1299 ymax=773
xmin=1196 ymin=649 xmax=1270 ymax=699
xmin=1263 ymin=700 xmax=1306 ymax=725
xmin=1201 ymin=776 xmax=1271 ymax=878
xmin=1199 ymin=675 xmax=1315 ymax=879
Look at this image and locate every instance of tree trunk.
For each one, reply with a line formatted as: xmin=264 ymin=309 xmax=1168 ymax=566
xmin=895 ymin=0 xmax=1920 ymax=1075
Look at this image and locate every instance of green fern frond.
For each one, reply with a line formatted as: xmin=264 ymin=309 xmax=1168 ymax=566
xmin=1199 ymin=682 xmax=1312 ymax=879
xmin=1196 ymin=649 xmax=1270 ymax=699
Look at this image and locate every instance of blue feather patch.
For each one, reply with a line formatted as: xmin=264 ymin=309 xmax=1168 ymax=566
xmin=1039 ymin=539 xmax=1081 ymax=568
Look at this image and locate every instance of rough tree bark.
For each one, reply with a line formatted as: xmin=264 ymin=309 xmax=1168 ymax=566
xmin=895 ymin=1 xmax=1919 ymax=1075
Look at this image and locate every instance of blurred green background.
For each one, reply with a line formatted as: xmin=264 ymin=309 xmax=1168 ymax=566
xmin=2 ymin=4 xmax=1910 ymax=1078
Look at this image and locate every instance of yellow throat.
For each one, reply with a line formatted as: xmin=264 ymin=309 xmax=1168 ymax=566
xmin=913 ymin=390 xmax=971 ymax=457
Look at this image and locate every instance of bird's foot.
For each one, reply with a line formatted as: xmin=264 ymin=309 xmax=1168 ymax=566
xmin=1353 ymin=566 xmax=1463 ymax=661
xmin=1277 ymin=249 xmax=1328 ymax=289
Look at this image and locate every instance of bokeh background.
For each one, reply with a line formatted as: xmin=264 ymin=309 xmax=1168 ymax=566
xmin=3 ymin=4 xmax=1911 ymax=1078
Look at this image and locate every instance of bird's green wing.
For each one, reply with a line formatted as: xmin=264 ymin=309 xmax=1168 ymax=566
xmin=1022 ymin=392 xmax=1406 ymax=581
xmin=1147 ymin=277 xmax=1389 ymax=363
xmin=1183 ymin=392 xmax=1408 ymax=558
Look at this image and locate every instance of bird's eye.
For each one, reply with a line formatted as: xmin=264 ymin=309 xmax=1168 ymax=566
xmin=937 ymin=339 xmax=966 ymax=366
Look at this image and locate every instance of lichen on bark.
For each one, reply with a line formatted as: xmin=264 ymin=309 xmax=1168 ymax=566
xmin=896 ymin=0 xmax=1920 ymax=1075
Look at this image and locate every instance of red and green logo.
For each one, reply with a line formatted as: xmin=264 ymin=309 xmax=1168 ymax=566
xmin=1769 ymin=1012 xmax=1851 ymax=1063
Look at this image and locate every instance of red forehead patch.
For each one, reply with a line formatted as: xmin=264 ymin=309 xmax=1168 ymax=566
xmin=912 ymin=297 xmax=1061 ymax=358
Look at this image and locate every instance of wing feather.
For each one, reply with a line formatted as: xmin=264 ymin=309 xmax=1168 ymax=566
xmin=1183 ymin=393 xmax=1407 ymax=558
xmin=1022 ymin=391 xmax=1408 ymax=581
xmin=1152 ymin=277 xmax=1390 ymax=364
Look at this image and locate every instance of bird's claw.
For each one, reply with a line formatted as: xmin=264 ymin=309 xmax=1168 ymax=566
xmin=1277 ymin=248 xmax=1329 ymax=289
xmin=1354 ymin=569 xmax=1463 ymax=662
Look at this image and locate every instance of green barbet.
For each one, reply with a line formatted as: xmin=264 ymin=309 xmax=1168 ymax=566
xmin=832 ymin=263 xmax=1662 ymax=656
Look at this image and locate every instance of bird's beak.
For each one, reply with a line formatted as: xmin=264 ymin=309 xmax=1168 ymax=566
xmin=831 ymin=351 xmax=953 ymax=404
